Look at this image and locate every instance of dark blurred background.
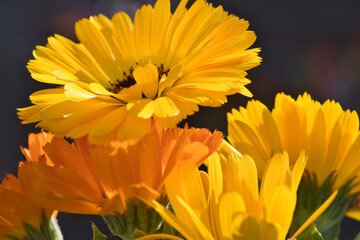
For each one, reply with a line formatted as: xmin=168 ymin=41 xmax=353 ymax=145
xmin=1 ymin=0 xmax=360 ymax=239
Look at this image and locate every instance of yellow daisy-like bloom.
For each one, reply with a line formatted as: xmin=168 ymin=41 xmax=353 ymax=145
xmin=142 ymin=151 xmax=314 ymax=240
xmin=0 ymin=174 xmax=53 ymax=239
xmin=228 ymin=92 xmax=360 ymax=192
xmin=18 ymin=0 xmax=260 ymax=144
xmin=18 ymin=124 xmax=222 ymax=215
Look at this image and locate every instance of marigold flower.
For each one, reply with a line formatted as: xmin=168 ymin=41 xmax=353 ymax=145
xmin=141 ymin=151 xmax=336 ymax=240
xmin=0 ymin=174 xmax=55 ymax=239
xmin=227 ymin=92 xmax=360 ymax=234
xmin=17 ymin=0 xmax=260 ymax=144
xmin=228 ymin=92 xmax=360 ymax=193
xmin=18 ymin=124 xmax=222 ymax=216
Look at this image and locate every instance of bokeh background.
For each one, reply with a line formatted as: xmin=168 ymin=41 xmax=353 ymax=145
xmin=1 ymin=0 xmax=360 ymax=239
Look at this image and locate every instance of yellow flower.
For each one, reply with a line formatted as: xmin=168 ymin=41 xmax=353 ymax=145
xmin=18 ymin=124 xmax=222 ymax=216
xmin=142 ymin=151 xmax=323 ymax=240
xmin=228 ymin=92 xmax=360 ymax=193
xmin=18 ymin=0 xmax=260 ymax=144
xmin=0 ymin=174 xmax=54 ymax=239
xmin=227 ymin=92 xmax=360 ymax=234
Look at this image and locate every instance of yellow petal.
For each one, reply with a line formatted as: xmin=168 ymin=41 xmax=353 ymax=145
xmin=305 ymin=108 xmax=326 ymax=174
xmin=75 ymin=17 xmax=122 ymax=81
xmin=153 ymin=112 xmax=186 ymax=128
xmin=135 ymin=234 xmax=184 ymax=240
xmin=322 ymin=99 xmax=343 ymax=139
xmin=89 ymin=82 xmax=114 ymax=95
xmin=29 ymin=88 xmax=66 ymax=104
xmin=133 ymin=64 xmax=159 ymax=99
xmin=150 ymin=0 xmax=171 ymax=65
xmin=116 ymin=113 xmax=151 ymax=141
xmin=234 ymin=155 xmax=260 ymax=215
xmin=233 ymin=215 xmax=280 ymax=240
xmin=175 ymin=196 xmax=214 ymax=240
xmin=111 ymin=12 xmax=137 ymax=71
xmin=134 ymin=5 xmax=152 ymax=63
xmin=238 ymin=85 xmax=253 ymax=97
xmin=141 ymin=199 xmax=201 ymax=240
xmin=345 ymin=209 xmax=360 ymax=221
xmin=335 ymin=134 xmax=360 ymax=191
xmin=127 ymin=99 xmax=154 ymax=119
xmin=64 ymin=83 xmax=96 ymax=101
xmin=153 ymin=96 xmax=180 ymax=118
xmin=227 ymin=119 xmax=269 ymax=175
xmin=320 ymin=110 xmax=359 ymax=184
xmin=165 ymin=160 xmax=209 ymax=229
xmin=264 ymin=186 xmax=295 ymax=239
xmin=219 ymin=191 xmax=246 ymax=238
xmin=291 ymin=151 xmax=307 ymax=188
xmin=90 ymin=107 xmax=128 ymax=135
xmin=52 ymin=70 xmax=81 ymax=84
xmin=199 ymin=171 xmax=210 ymax=204
xmin=158 ymin=64 xmax=183 ymax=96
xmin=31 ymin=73 xmax=67 ymax=85
xmin=208 ymin=153 xmax=223 ymax=202
xmin=260 ymin=153 xmax=292 ymax=199
xmin=116 ymin=84 xmax=143 ymax=102
xmin=273 ymin=93 xmax=304 ymax=163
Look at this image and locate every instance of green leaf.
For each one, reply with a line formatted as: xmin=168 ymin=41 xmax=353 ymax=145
xmin=321 ymin=223 xmax=339 ymax=240
xmin=137 ymin=200 xmax=148 ymax=232
xmin=147 ymin=206 xmax=161 ymax=233
xmin=291 ymin=173 xmax=355 ymax=239
xmin=4 ymin=235 xmax=21 ymax=240
xmin=23 ymin=222 xmax=46 ymax=240
xmin=102 ymin=214 xmax=126 ymax=237
xmin=298 ymin=223 xmax=324 ymax=240
xmin=125 ymin=200 xmax=136 ymax=235
xmin=40 ymin=211 xmax=52 ymax=240
xmin=92 ymin=222 xmax=106 ymax=240
xmin=161 ymin=221 xmax=175 ymax=236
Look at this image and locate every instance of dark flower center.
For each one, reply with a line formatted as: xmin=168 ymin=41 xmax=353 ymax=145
xmin=107 ymin=64 xmax=169 ymax=94
xmin=107 ymin=67 xmax=136 ymax=94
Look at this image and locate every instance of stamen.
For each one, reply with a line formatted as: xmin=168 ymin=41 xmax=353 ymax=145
xmin=106 ymin=64 xmax=169 ymax=94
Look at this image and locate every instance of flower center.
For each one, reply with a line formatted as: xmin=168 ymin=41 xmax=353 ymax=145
xmin=157 ymin=64 xmax=170 ymax=77
xmin=107 ymin=64 xmax=169 ymax=94
xmin=107 ymin=66 xmax=136 ymax=94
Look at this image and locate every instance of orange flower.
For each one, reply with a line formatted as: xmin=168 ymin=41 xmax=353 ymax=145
xmin=19 ymin=124 xmax=222 ymax=215
xmin=0 ymin=174 xmax=53 ymax=239
xmin=20 ymin=131 xmax=54 ymax=165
